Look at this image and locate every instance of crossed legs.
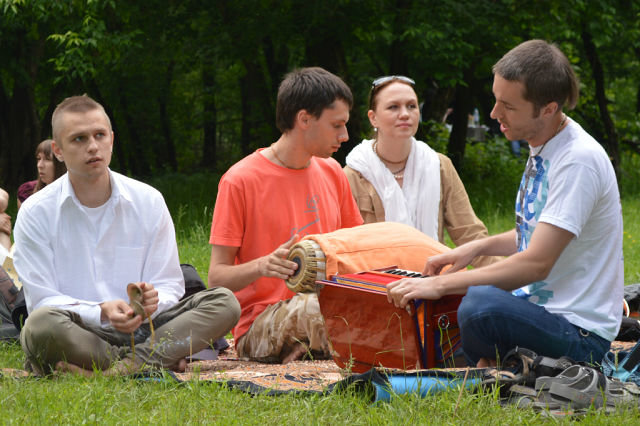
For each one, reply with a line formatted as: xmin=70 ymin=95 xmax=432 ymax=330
xmin=21 ymin=287 xmax=240 ymax=375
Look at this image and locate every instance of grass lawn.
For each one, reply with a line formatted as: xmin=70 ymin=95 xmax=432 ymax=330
xmin=1 ymin=163 xmax=639 ymax=423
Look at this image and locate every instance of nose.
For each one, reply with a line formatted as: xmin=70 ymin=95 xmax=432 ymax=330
xmin=490 ymin=103 xmax=500 ymax=120
xmin=87 ymin=136 xmax=99 ymax=152
xmin=338 ymin=126 xmax=349 ymax=143
xmin=399 ymin=106 xmax=410 ymax=118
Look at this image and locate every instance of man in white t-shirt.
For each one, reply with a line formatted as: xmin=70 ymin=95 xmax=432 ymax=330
xmin=387 ymin=39 xmax=623 ymax=367
xmin=14 ymin=95 xmax=240 ymax=375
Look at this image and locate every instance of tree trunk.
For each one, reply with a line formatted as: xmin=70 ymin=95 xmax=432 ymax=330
xmin=201 ymin=64 xmax=218 ymax=170
xmin=118 ymin=89 xmax=151 ymax=177
xmin=448 ymin=75 xmax=473 ymax=171
xmin=239 ymin=54 xmax=277 ymax=156
xmin=0 ymin=32 xmax=44 ymax=189
xmin=636 ymin=47 xmax=640 ymax=114
xmin=0 ymin=84 xmax=41 ymax=190
xmin=581 ymin=29 xmax=620 ymax=177
xmin=158 ymin=61 xmax=177 ymax=172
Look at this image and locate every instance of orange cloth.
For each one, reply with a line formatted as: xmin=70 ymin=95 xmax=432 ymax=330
xmin=210 ymin=150 xmax=363 ymax=339
xmin=301 ymin=222 xmax=450 ymax=277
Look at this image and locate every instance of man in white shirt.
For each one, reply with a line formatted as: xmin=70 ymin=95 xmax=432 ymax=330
xmin=14 ymin=95 xmax=240 ymax=375
xmin=387 ymin=40 xmax=623 ymax=367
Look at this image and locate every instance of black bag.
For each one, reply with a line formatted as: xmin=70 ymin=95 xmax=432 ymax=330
xmin=0 ymin=265 xmax=23 ymax=337
xmin=9 ymin=288 xmax=27 ymax=332
xmin=180 ymin=263 xmax=207 ymax=300
xmin=616 ymin=317 xmax=640 ymax=342
xmin=624 ymin=284 xmax=640 ymax=313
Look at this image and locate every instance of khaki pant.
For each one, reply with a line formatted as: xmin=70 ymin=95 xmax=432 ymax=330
xmin=21 ymin=287 xmax=240 ymax=374
xmin=236 ymin=292 xmax=330 ymax=363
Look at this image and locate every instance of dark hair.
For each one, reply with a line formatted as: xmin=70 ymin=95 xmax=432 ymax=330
xmin=493 ymin=39 xmax=579 ymax=111
xmin=368 ymin=77 xmax=417 ymax=111
xmin=275 ymin=67 xmax=353 ymax=133
xmin=52 ymin=95 xmax=111 ymax=142
xmin=33 ymin=139 xmax=67 ymax=193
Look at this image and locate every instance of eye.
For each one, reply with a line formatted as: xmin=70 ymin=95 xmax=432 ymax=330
xmin=408 ymin=103 xmax=418 ymax=109
xmin=73 ymin=136 xmax=85 ymax=143
xmin=95 ymin=132 xmax=105 ymax=139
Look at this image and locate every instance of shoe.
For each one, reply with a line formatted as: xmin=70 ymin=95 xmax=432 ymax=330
xmin=549 ymin=366 xmax=639 ymax=409
xmin=535 ymin=364 xmax=589 ymax=391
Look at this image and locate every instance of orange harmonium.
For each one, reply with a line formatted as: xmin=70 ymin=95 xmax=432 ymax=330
xmin=317 ymin=268 xmax=462 ymax=373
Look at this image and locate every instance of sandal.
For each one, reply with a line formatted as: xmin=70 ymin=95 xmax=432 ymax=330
xmin=549 ymin=366 xmax=639 ymax=409
xmin=482 ymin=369 xmax=522 ymax=397
xmin=535 ymin=364 xmax=590 ymax=391
xmin=497 ymin=347 xmax=575 ymax=387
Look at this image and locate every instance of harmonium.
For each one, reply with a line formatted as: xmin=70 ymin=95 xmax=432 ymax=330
xmin=316 ymin=268 xmax=462 ymax=373
xmin=285 ymin=222 xmax=463 ymax=373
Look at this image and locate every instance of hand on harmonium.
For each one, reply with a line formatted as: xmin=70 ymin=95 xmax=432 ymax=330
xmin=258 ymin=234 xmax=300 ymax=280
xmin=386 ymin=276 xmax=441 ymax=308
xmin=424 ymin=243 xmax=477 ymax=275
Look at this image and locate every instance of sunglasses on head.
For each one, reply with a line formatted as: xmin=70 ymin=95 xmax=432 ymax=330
xmin=371 ymin=75 xmax=415 ymax=88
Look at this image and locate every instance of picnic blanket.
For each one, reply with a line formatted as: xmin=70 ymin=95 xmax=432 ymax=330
xmin=0 ymin=340 xmax=482 ymax=401
xmin=170 ymin=343 xmax=482 ymax=398
xmin=5 ymin=339 xmax=633 ymax=401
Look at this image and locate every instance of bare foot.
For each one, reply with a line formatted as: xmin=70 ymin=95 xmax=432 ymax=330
xmin=476 ymin=357 xmax=497 ymax=368
xmin=281 ymin=343 xmax=307 ymax=364
xmin=55 ymin=361 xmax=95 ymax=377
xmin=173 ymin=358 xmax=187 ymax=372
xmin=56 ymin=359 xmax=137 ymax=377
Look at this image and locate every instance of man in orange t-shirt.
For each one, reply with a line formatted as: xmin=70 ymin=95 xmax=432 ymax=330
xmin=208 ymin=67 xmax=363 ymax=363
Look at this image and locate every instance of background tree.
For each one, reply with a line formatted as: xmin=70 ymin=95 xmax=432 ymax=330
xmin=1 ymin=0 xmax=638 ymax=193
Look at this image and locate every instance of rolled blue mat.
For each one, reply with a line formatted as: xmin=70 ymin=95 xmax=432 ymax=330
xmin=373 ymin=374 xmax=480 ymax=402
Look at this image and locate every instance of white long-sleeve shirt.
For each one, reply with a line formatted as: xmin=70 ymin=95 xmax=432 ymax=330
xmin=14 ymin=170 xmax=185 ymax=327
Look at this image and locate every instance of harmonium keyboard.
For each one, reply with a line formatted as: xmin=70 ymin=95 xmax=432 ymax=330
xmin=317 ymin=267 xmax=462 ymax=373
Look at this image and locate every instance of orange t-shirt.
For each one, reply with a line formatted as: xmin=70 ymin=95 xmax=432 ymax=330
xmin=210 ymin=149 xmax=363 ymax=339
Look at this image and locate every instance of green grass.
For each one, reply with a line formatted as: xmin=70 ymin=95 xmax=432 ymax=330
xmin=1 ymin=146 xmax=639 ymax=423
xmin=1 ymin=336 xmax=640 ymax=423
xmin=2 ymin=338 xmax=639 ymax=424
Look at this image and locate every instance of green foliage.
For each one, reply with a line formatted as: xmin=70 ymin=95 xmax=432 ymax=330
xmin=458 ymin=137 xmax=526 ymax=218
xmin=145 ymin=171 xmax=221 ymax=274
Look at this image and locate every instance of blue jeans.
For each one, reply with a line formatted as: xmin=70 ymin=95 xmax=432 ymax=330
xmin=458 ymin=286 xmax=611 ymax=365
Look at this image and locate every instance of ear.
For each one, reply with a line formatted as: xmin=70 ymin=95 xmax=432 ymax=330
xmin=296 ymin=110 xmax=311 ymax=130
xmin=541 ymin=101 xmax=559 ymax=119
xmin=110 ymin=131 xmax=115 ymax=153
xmin=51 ymin=140 xmax=64 ymax=162
xmin=367 ymin=110 xmax=377 ymax=128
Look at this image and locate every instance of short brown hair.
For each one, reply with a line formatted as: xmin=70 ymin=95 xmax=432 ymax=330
xmin=51 ymin=95 xmax=112 ymax=142
xmin=275 ymin=67 xmax=353 ymax=133
xmin=493 ymin=39 xmax=579 ymax=111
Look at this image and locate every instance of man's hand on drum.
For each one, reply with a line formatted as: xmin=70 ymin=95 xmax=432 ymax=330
xmin=387 ymin=277 xmax=443 ymax=308
xmin=257 ymin=234 xmax=300 ymax=280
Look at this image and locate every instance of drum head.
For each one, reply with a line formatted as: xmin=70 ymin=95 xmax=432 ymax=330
xmin=285 ymin=240 xmax=325 ymax=293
